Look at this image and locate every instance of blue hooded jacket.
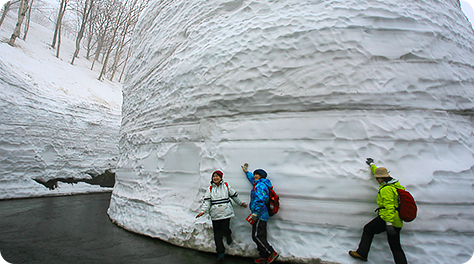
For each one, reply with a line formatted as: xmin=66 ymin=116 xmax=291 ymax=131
xmin=246 ymin=171 xmax=272 ymax=221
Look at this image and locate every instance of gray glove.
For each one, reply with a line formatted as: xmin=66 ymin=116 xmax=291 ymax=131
xmin=241 ymin=163 xmax=249 ymax=173
xmin=386 ymin=222 xmax=396 ymax=235
xmin=366 ymin=158 xmax=374 ymax=166
xmin=251 ymin=213 xmax=257 ymax=221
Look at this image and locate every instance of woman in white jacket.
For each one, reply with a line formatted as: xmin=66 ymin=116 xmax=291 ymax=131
xmin=196 ymin=170 xmax=247 ymax=261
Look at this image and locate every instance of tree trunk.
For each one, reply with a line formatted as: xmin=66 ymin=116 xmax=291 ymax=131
xmin=71 ymin=0 xmax=93 ymax=65
xmin=85 ymin=21 xmax=94 ymax=59
xmin=118 ymin=45 xmax=132 ymax=83
xmin=109 ymin=12 xmax=131 ymax=81
xmin=56 ymin=15 xmax=62 ymax=58
xmin=98 ymin=1 xmax=124 ymax=81
xmin=113 ymin=0 xmax=149 ymax=82
xmin=91 ymin=1 xmax=113 ymax=71
xmin=90 ymin=33 xmax=104 ymax=70
xmin=8 ymin=0 xmax=29 ymax=46
xmin=0 ymin=1 xmax=12 ymax=29
xmin=51 ymin=0 xmax=67 ymax=49
xmin=22 ymin=0 xmax=33 ymax=40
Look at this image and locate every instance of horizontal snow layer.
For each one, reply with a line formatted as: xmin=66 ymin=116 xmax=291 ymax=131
xmin=0 ymin=14 xmax=122 ymax=199
xmin=0 ymin=60 xmax=120 ymax=198
xmin=110 ymin=0 xmax=474 ymax=263
xmin=109 ymin=111 xmax=474 ymax=263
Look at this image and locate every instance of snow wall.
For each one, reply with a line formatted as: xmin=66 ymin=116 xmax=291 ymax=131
xmin=108 ymin=0 xmax=474 ymax=263
xmin=0 ymin=19 xmax=121 ymax=199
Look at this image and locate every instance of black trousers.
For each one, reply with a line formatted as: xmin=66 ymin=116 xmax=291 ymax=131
xmin=252 ymin=219 xmax=275 ymax=258
xmin=212 ymin=218 xmax=232 ymax=254
xmin=357 ymin=216 xmax=407 ymax=264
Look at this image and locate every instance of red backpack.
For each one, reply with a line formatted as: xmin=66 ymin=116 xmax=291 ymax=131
xmin=267 ymin=186 xmax=280 ymax=216
xmin=381 ymin=185 xmax=417 ymax=222
xmin=252 ymin=183 xmax=280 ymax=216
xmin=396 ymin=188 xmax=417 ymax=222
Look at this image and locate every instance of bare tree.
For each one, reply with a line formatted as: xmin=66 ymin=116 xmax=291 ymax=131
xmin=2 ymin=0 xmax=149 ymax=82
xmin=71 ymin=0 xmax=93 ymax=65
xmin=90 ymin=0 xmax=118 ymax=70
xmin=108 ymin=0 xmax=135 ymax=80
xmin=118 ymin=44 xmax=132 ymax=82
xmin=98 ymin=0 xmax=124 ymax=80
xmin=51 ymin=0 xmax=68 ymax=49
xmin=22 ymin=0 xmax=34 ymax=40
xmin=8 ymin=0 xmax=29 ymax=46
xmin=109 ymin=0 xmax=148 ymax=81
xmin=84 ymin=9 xmax=94 ymax=59
xmin=0 ymin=1 xmax=18 ymax=29
xmin=82 ymin=0 xmax=98 ymax=60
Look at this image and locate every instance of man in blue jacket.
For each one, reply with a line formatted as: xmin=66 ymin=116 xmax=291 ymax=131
xmin=242 ymin=163 xmax=279 ymax=264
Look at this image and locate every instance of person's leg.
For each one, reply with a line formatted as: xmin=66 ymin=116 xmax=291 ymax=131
xmin=251 ymin=221 xmax=265 ymax=263
xmin=222 ymin=218 xmax=232 ymax=244
xmin=356 ymin=216 xmax=386 ymax=260
xmin=252 ymin=220 xmax=274 ymax=258
xmin=387 ymin=227 xmax=408 ymax=264
xmin=212 ymin=220 xmax=225 ymax=255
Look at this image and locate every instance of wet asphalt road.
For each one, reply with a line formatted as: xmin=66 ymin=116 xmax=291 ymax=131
xmin=0 ymin=192 xmax=253 ymax=264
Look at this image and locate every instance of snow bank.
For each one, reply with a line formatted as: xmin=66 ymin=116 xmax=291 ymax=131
xmin=108 ymin=0 xmax=474 ymax=263
xmin=0 ymin=14 xmax=122 ymax=198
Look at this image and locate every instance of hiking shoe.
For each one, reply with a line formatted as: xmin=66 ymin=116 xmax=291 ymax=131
xmin=266 ymin=251 xmax=279 ymax=264
xmin=349 ymin=250 xmax=367 ymax=261
xmin=217 ymin=253 xmax=225 ymax=261
xmin=254 ymin=257 xmax=266 ymax=264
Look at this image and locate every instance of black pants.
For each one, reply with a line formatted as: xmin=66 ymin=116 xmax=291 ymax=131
xmin=252 ymin=219 xmax=275 ymax=258
xmin=212 ymin=218 xmax=232 ymax=254
xmin=357 ymin=216 xmax=407 ymax=264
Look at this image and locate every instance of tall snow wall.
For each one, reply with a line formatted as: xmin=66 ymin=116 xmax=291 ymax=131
xmin=108 ymin=0 xmax=474 ymax=263
xmin=0 ymin=18 xmax=121 ymax=198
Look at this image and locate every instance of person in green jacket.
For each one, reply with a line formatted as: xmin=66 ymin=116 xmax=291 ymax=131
xmin=349 ymin=158 xmax=408 ymax=264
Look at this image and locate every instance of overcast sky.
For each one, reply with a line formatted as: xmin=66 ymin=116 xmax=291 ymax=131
xmin=461 ymin=0 xmax=474 ymax=29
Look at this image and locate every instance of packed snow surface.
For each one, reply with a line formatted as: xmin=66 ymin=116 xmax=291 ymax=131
xmin=108 ymin=0 xmax=474 ymax=263
xmin=0 ymin=14 xmax=122 ymax=198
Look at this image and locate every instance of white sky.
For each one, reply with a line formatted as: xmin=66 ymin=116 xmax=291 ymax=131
xmin=461 ymin=0 xmax=474 ymax=28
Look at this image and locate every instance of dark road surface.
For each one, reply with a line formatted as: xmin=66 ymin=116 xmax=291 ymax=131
xmin=0 ymin=192 xmax=253 ymax=264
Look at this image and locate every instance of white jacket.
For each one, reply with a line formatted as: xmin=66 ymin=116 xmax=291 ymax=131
xmin=200 ymin=180 xmax=243 ymax=221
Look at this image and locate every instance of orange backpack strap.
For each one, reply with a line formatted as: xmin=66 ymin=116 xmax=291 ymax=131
xmin=210 ymin=182 xmax=229 ymax=192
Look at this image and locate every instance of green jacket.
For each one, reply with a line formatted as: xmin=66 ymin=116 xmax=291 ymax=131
xmin=371 ymin=164 xmax=404 ymax=228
